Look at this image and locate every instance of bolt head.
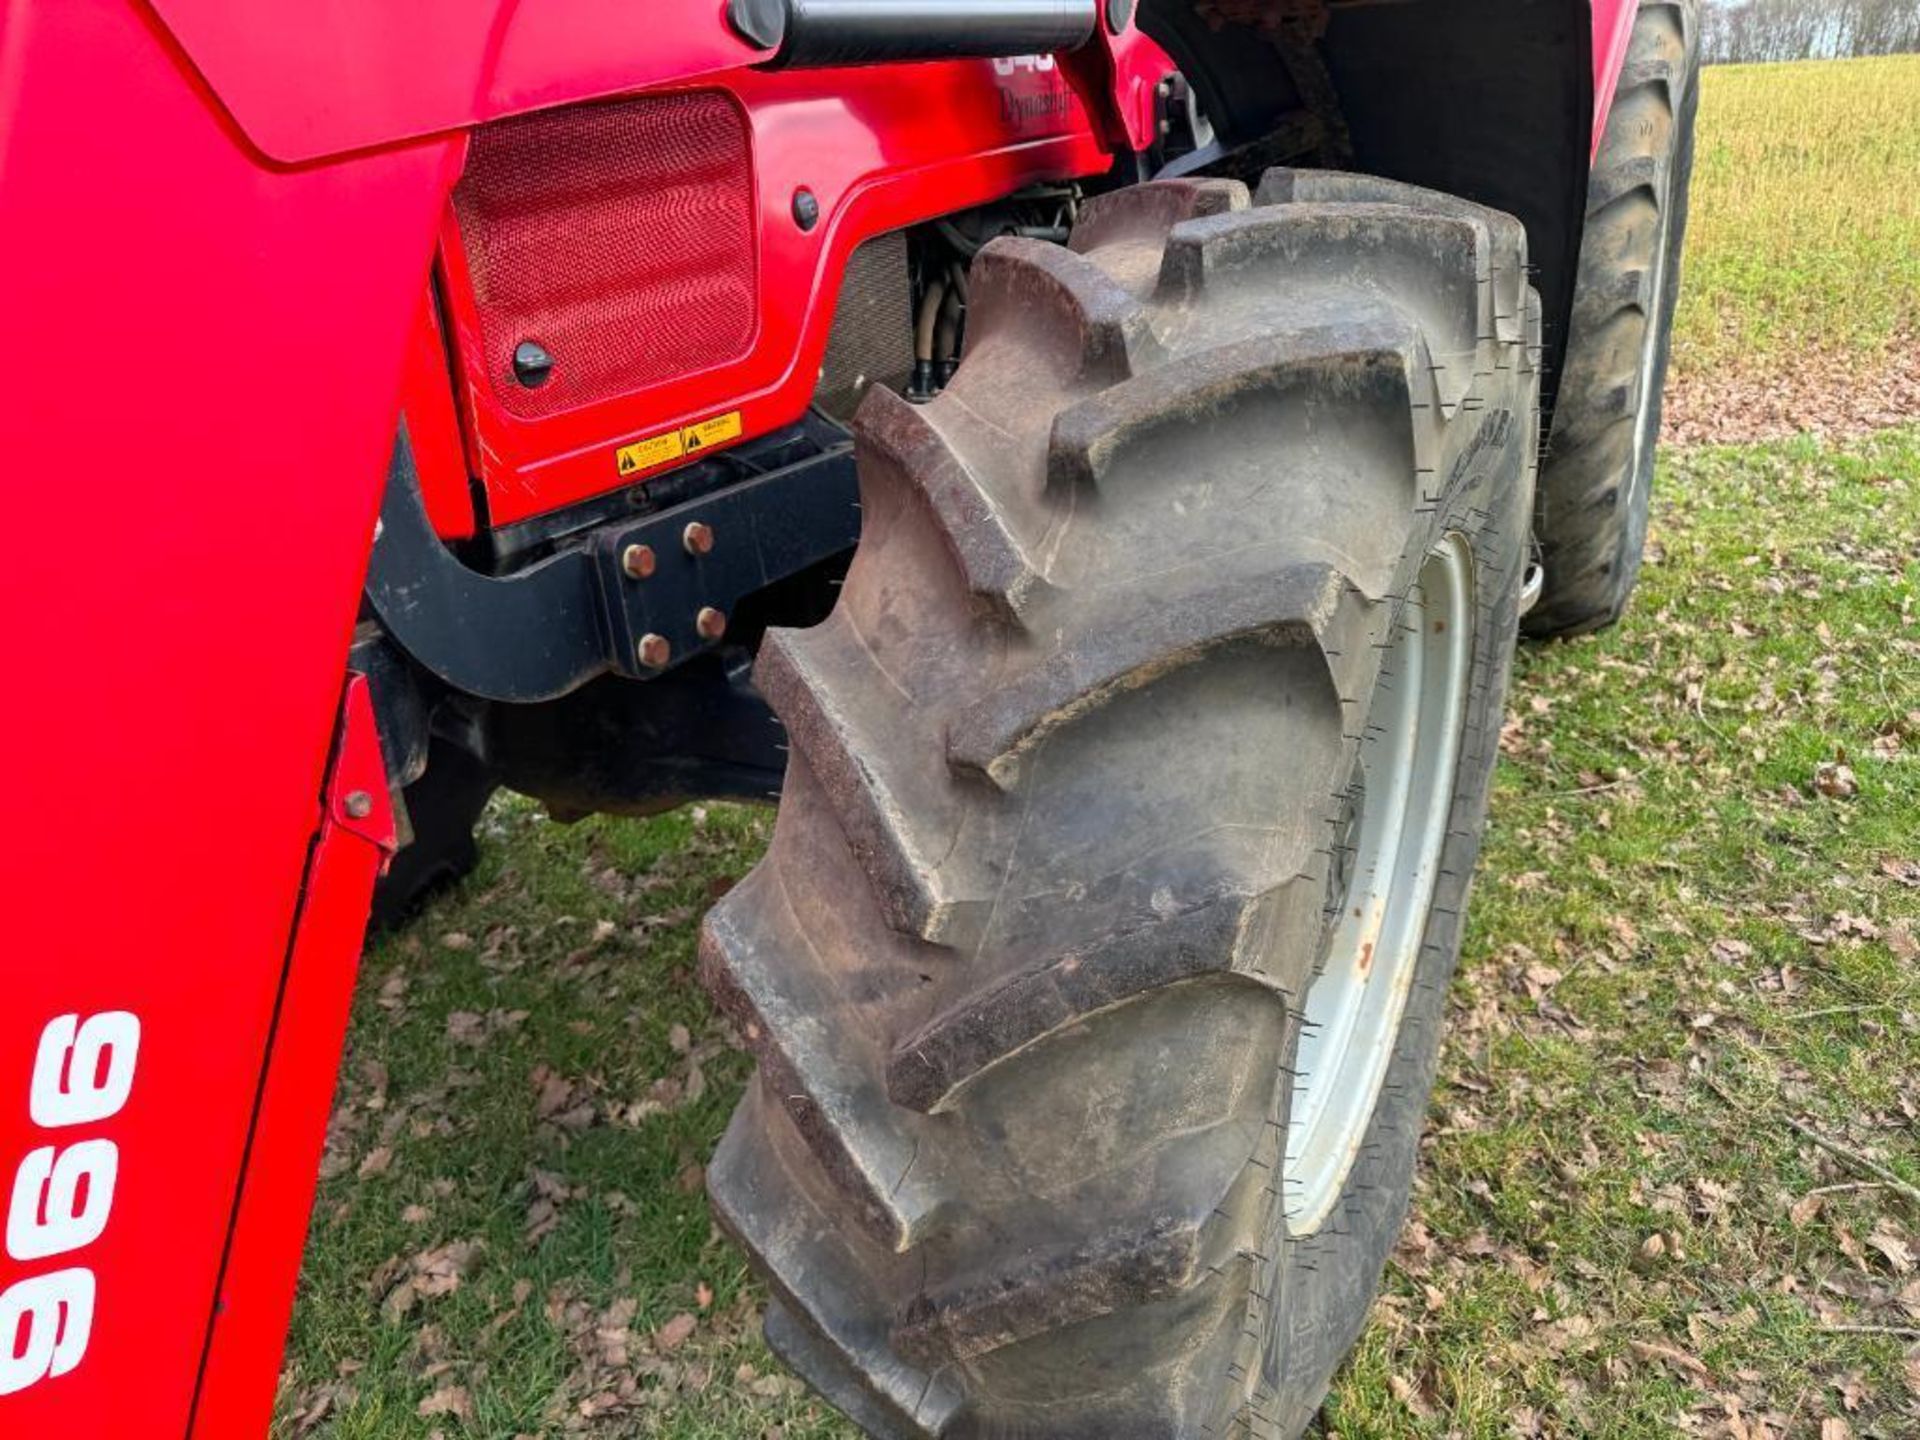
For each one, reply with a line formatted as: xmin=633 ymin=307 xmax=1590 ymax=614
xmin=637 ymin=633 xmax=672 ymax=670
xmin=621 ymin=543 xmax=656 ymax=579
xmin=695 ymin=606 xmax=728 ymax=641
xmin=682 ymin=521 xmax=715 ymax=557
xmin=343 ymin=790 xmax=374 ymax=819
xmin=512 ymin=339 xmax=553 ymax=388
xmin=792 ymin=187 xmax=820 ymax=232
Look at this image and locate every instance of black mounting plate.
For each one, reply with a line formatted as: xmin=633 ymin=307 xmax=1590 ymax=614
xmin=366 ymin=421 xmax=859 ymax=704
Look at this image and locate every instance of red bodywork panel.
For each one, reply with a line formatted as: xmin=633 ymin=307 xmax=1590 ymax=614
xmin=145 ymin=0 xmax=776 ymax=165
xmin=0 ymin=1 xmax=1637 ymax=1433
xmin=0 ymin=5 xmax=445 ymax=1433
xmin=436 ymin=59 xmax=1122 ymax=527
xmin=192 ymin=679 xmax=397 ymax=1436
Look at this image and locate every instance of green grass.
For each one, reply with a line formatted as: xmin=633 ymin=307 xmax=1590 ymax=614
xmin=1330 ymin=425 xmax=1920 ymax=1435
xmin=278 ymin=426 xmax=1920 ymax=1438
xmin=1672 ymin=54 xmax=1920 ymax=373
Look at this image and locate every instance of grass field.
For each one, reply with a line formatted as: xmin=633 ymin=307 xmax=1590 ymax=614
xmin=277 ymin=430 xmax=1920 ymax=1439
xmin=1671 ymin=53 xmax=1920 ymax=374
xmin=276 ymin=54 xmax=1920 ymax=1440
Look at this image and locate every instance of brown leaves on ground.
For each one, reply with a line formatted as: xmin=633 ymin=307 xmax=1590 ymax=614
xmin=378 ymin=1238 xmax=483 ymax=1323
xmin=529 ymin=1281 xmax=794 ymax=1431
xmin=446 ymin=1006 xmax=530 ymax=1046
xmin=1664 ymin=334 xmax=1920 ymax=446
xmin=525 ymin=1023 xmax=726 ymax=1143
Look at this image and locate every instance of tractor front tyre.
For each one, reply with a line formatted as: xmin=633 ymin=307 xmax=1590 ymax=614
xmin=368 ymin=737 xmax=494 ymax=931
xmin=704 ymin=172 xmax=1540 ymax=1437
xmin=1526 ymin=0 xmax=1700 ymax=637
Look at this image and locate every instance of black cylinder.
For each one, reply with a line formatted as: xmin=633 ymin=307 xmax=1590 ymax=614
xmin=733 ymin=0 xmax=1100 ymax=68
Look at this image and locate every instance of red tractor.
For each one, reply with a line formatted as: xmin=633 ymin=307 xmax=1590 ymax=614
xmin=0 ymin=0 xmax=1698 ymax=1433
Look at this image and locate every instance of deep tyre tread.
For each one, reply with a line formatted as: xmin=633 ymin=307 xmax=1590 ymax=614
xmin=1526 ymin=0 xmax=1700 ymax=637
xmin=708 ymin=168 xmax=1543 ymax=1437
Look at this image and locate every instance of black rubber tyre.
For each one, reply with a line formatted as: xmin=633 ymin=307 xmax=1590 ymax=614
xmin=368 ymin=738 xmax=494 ymax=931
xmin=1526 ymin=0 xmax=1700 ymax=637
xmin=704 ymin=171 xmax=1540 ymax=1438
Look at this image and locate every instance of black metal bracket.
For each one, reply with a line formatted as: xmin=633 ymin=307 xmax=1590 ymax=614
xmin=366 ymin=422 xmax=859 ymax=704
xmin=589 ymin=453 xmax=858 ymax=680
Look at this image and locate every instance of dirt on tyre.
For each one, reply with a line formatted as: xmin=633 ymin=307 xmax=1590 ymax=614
xmin=703 ymin=170 xmax=1541 ymax=1437
xmin=1527 ymin=0 xmax=1700 ymax=637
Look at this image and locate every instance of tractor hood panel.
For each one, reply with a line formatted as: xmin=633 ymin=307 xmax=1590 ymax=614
xmin=148 ymin=0 xmax=770 ymax=165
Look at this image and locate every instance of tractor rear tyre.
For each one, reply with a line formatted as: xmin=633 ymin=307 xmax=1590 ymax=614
xmin=705 ymin=171 xmax=1540 ymax=1437
xmin=1526 ymin=0 xmax=1700 ymax=637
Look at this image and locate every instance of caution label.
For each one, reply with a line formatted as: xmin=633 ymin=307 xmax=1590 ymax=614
xmin=616 ymin=431 xmax=683 ymax=476
xmin=615 ymin=410 xmax=744 ymax=477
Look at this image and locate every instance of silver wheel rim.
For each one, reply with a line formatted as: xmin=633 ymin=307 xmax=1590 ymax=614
xmin=1284 ymin=535 xmax=1474 ymax=1235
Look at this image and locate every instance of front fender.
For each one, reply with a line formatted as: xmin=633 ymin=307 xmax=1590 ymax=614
xmin=0 ymin=2 xmax=449 ymax=1431
xmin=147 ymin=0 xmax=770 ymax=164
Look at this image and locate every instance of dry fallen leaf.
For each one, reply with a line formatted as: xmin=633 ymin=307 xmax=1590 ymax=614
xmin=417 ymin=1384 xmax=473 ymax=1419
xmin=1868 ymin=1223 xmax=1915 ymax=1275
xmin=532 ymin=1066 xmax=580 ymax=1120
xmin=1880 ymin=857 xmax=1920 ymax=888
xmin=1389 ymin=1372 xmax=1439 ymax=1420
xmin=1813 ymin=761 xmax=1858 ymax=799
xmin=446 ymin=1011 xmax=487 ymax=1044
xmin=655 ymin=1312 xmax=698 ymax=1352
xmin=412 ymin=1239 xmax=482 ymax=1299
xmin=1630 ymin=1338 xmax=1711 ymax=1381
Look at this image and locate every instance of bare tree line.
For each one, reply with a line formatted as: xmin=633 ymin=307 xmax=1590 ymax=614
xmin=1702 ymin=0 xmax=1920 ymax=62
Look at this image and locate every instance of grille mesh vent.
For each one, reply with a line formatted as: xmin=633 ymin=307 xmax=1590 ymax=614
xmin=452 ymin=91 xmax=757 ymax=420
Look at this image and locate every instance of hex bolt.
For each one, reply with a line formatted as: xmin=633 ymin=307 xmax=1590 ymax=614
xmin=636 ymin=633 xmax=672 ymax=670
xmin=682 ymin=520 xmax=715 ymax=556
xmin=621 ymin=543 xmax=656 ymax=579
xmin=343 ymin=790 xmax=374 ymax=819
xmin=695 ymin=606 xmax=728 ymax=641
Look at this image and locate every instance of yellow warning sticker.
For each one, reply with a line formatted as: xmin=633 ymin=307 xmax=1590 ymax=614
xmin=615 ymin=411 xmax=745 ymax=478
xmin=615 ymin=430 xmax=684 ymax=477
xmin=681 ymin=410 xmax=743 ymax=454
